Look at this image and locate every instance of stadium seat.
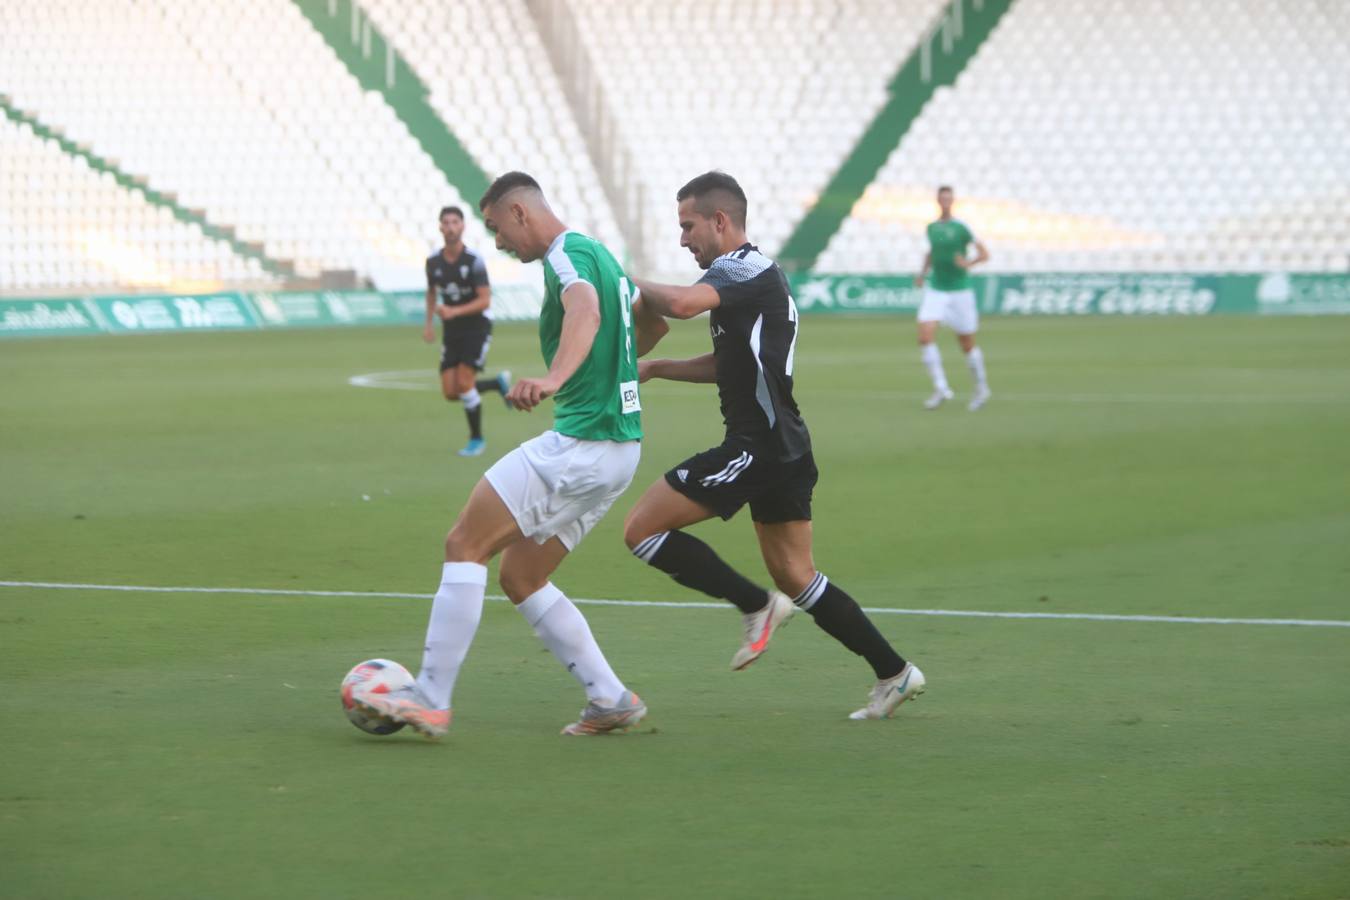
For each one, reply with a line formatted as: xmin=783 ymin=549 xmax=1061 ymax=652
xmin=818 ymin=0 xmax=1350 ymax=273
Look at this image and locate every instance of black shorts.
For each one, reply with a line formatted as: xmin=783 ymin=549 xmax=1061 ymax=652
xmin=440 ymin=324 xmax=492 ymax=373
xmin=665 ymin=443 xmax=818 ymax=524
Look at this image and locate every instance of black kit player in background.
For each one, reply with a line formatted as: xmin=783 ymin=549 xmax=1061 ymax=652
xmin=623 ymin=171 xmax=926 ymax=720
xmin=422 ymin=205 xmax=511 ymax=457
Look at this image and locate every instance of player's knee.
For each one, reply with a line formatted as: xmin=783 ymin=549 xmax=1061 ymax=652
xmin=498 ymin=568 xmax=543 ymax=605
xmin=443 ymin=527 xmax=486 ymax=564
xmin=622 ymin=515 xmax=652 ymax=552
xmin=443 ymin=390 xmax=462 ymax=402
xmin=768 ymin=562 xmax=814 ymax=598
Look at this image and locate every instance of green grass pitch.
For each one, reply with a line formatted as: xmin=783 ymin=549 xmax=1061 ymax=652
xmin=2 ymin=315 xmax=1348 ymax=899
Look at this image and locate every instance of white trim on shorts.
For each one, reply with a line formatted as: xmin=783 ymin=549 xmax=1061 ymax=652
xmin=918 ymin=286 xmax=979 ymax=335
xmin=484 ymin=430 xmax=641 ymax=551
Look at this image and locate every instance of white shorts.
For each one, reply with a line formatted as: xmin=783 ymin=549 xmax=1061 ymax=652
xmin=485 ymin=430 xmax=641 ymax=550
xmin=918 ymin=287 xmax=979 ymax=334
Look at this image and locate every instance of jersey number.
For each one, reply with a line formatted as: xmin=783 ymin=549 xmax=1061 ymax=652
xmin=618 ymin=277 xmax=635 ymax=364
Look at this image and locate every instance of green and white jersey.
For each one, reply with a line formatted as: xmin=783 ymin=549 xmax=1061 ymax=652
xmin=926 ymin=218 xmax=976 ymax=291
xmin=540 ymin=230 xmax=642 ymax=443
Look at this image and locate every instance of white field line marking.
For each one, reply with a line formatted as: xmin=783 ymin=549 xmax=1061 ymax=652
xmin=3 ymin=580 xmax=1348 ymax=629
xmin=347 ymin=370 xmax=1350 ymax=405
xmin=348 ymin=370 xmax=433 ymax=392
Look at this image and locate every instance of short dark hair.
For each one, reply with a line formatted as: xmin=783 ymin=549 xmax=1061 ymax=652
xmin=439 ymin=205 xmax=464 ymax=220
xmin=937 ymin=185 xmax=954 ymax=194
xmin=677 ymin=171 xmax=748 ymax=229
xmin=479 ymin=171 xmax=542 ymax=211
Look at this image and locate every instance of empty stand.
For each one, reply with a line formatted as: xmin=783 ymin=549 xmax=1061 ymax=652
xmin=565 ymin=0 xmax=949 ymax=279
xmin=819 ymin=0 xmax=1350 ymax=273
xmin=1 ymin=114 xmax=273 ymax=292
xmin=358 ymin=0 xmax=626 ymax=262
xmin=0 ymin=0 xmax=499 ymax=291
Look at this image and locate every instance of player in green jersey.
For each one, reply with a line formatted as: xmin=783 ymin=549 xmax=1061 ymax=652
xmin=353 ymin=172 xmax=662 ymax=738
xmin=915 ymin=185 xmax=992 ymax=411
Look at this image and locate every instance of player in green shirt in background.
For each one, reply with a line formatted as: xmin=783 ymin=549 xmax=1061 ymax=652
xmin=914 ymin=185 xmax=992 ymax=411
xmin=354 ymin=172 xmax=664 ymax=738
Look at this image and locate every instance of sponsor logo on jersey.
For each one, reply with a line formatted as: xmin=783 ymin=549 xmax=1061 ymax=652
xmin=619 ymin=380 xmax=641 ymax=415
xmin=710 ymin=323 xmax=726 ymax=337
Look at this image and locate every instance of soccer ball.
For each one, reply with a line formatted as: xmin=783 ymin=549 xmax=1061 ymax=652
xmin=340 ymin=658 xmax=414 ymax=735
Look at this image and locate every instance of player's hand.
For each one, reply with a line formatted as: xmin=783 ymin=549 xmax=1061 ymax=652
xmin=913 ymin=275 xmax=925 ymax=288
xmin=422 ymin=323 xmax=435 ymax=343
xmin=506 ymin=376 xmax=558 ymax=412
xmin=637 ymin=359 xmax=658 ymax=383
xmin=437 ymin=305 xmax=456 ymax=320
xmin=953 ymin=257 xmax=970 ymax=270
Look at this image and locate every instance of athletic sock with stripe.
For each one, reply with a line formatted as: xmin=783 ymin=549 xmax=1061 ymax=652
xmin=797 ymin=575 xmax=906 ymax=679
xmin=632 ymin=529 xmax=769 ymax=614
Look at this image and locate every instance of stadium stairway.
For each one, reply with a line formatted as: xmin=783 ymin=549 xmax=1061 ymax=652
xmin=779 ymin=0 xmax=1013 ymax=271
xmin=1 ymin=95 xmax=294 ymax=285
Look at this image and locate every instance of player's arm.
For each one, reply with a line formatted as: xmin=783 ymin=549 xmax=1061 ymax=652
xmin=443 ymin=285 xmax=492 ymax=319
xmin=506 ymin=282 xmax=601 ymax=411
xmin=956 ymin=241 xmax=990 ymax=270
xmin=638 ymin=353 xmax=717 ymax=384
xmin=632 ymin=277 xmax=720 ymax=320
xmin=915 ymin=251 xmax=931 ymax=288
xmin=422 ymin=282 xmax=437 ymax=342
xmin=632 ymin=291 xmax=670 ymax=357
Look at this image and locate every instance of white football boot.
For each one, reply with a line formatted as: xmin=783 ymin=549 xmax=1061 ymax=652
xmin=730 ymin=591 xmax=795 ymax=670
xmin=923 ymin=388 xmax=955 ymax=410
xmin=849 ymin=663 xmax=926 ymax=720
xmin=561 ymin=691 xmax=647 ymax=735
xmin=353 ymin=684 xmax=452 ymax=738
xmin=967 ymin=385 xmax=992 ymax=411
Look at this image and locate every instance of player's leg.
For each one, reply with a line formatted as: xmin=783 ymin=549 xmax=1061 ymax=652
xmin=489 ymin=434 xmax=644 ymax=734
xmin=498 ymin=536 xmax=643 ymax=734
xmin=438 ymin=340 xmax=478 ymax=455
xmin=454 ymin=362 xmax=486 ymax=456
xmin=354 ymin=477 xmax=526 ymax=737
xmin=951 ymin=291 xmax=990 ymax=410
xmin=623 ymin=473 xmax=774 ymax=618
xmin=624 ymin=450 xmax=791 ymax=670
xmin=754 ymin=520 xmax=923 ymax=718
xmin=750 ymin=457 xmax=924 ymax=718
xmin=470 ymin=329 xmax=512 ymax=405
xmin=917 ymin=289 xmax=953 ymax=409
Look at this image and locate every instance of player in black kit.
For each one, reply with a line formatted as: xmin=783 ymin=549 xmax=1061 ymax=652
xmin=625 ymin=172 xmax=925 ymax=720
xmin=423 ymin=206 xmax=511 ymax=457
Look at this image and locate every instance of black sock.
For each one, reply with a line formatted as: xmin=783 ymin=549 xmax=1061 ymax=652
xmin=800 ymin=577 xmax=905 ymax=679
xmin=476 ymin=376 xmax=501 ymax=393
xmin=464 ymin=404 xmax=483 ymax=440
xmin=636 ymin=530 xmax=768 ymax=614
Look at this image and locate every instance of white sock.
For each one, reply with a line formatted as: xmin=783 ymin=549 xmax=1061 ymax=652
xmin=415 ymin=562 xmax=486 ymax=710
xmin=460 ymin=388 xmax=481 ymax=411
xmin=517 ymin=583 xmax=626 ymax=704
xmin=966 ymin=346 xmax=988 ymax=390
xmin=921 ymin=343 xmax=949 ymax=392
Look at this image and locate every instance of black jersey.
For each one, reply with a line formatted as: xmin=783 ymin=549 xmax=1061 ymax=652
xmin=699 ymin=243 xmax=811 ymax=463
xmin=426 ymin=247 xmax=490 ymax=330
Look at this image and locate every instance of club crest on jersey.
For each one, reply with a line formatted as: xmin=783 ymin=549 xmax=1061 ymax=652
xmin=460 ymin=265 xmax=470 ymax=279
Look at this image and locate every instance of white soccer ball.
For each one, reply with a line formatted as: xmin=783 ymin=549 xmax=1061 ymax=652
xmin=340 ymin=658 xmax=414 ymax=735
